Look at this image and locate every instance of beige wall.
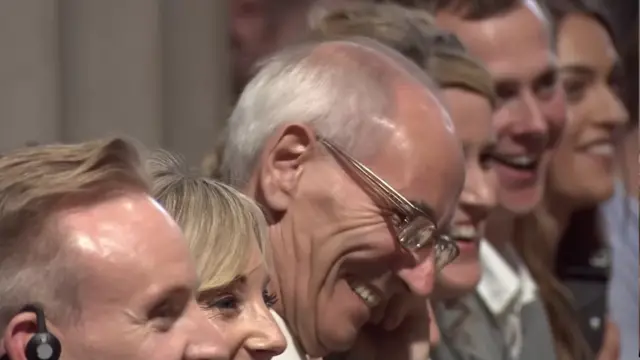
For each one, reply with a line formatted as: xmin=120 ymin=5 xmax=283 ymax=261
xmin=0 ymin=0 xmax=230 ymax=167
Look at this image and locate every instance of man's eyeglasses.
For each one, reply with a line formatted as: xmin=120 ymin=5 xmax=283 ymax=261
xmin=317 ymin=137 xmax=459 ymax=270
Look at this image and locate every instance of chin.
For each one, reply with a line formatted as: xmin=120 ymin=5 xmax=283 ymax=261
xmin=435 ymin=263 xmax=481 ymax=300
xmin=314 ymin=319 xmax=359 ymax=355
xmin=312 ymin=293 xmax=364 ymax=356
xmin=498 ymin=184 xmax=544 ymax=214
xmin=571 ymin=182 xmax=616 ymax=208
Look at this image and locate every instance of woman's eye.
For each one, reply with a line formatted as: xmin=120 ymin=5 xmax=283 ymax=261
xmin=263 ymin=290 xmax=278 ymax=308
xmin=210 ymin=295 xmax=239 ymax=310
xmin=562 ymin=78 xmax=587 ymax=103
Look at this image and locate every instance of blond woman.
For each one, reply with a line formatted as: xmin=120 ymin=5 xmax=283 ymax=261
xmin=148 ymin=151 xmax=286 ymax=360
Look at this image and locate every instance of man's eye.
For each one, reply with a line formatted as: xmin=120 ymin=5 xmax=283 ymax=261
xmin=495 ymin=82 xmax=519 ymax=102
xmin=149 ymin=300 xmax=181 ymax=319
xmin=148 ymin=299 xmax=184 ymax=331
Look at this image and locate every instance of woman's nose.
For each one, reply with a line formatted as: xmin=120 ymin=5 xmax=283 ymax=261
xmin=242 ymin=308 xmax=287 ymax=360
xmin=460 ymin=165 xmax=497 ymax=218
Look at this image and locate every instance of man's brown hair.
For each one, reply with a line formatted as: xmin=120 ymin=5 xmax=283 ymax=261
xmin=0 ymin=137 xmax=149 ymax=331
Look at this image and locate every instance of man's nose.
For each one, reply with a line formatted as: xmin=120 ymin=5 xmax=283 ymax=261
xmin=511 ymin=93 xmax=549 ymax=136
xmin=395 ymin=254 xmax=436 ymax=297
xmin=184 ymin=306 xmax=232 ymax=360
xmin=242 ymin=307 xmax=287 ymax=360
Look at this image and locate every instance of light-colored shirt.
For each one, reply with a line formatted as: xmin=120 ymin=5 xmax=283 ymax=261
xmin=477 ymin=240 xmax=538 ymax=360
xmin=271 ymin=309 xmax=309 ymax=360
xmin=601 ymin=181 xmax=638 ymax=360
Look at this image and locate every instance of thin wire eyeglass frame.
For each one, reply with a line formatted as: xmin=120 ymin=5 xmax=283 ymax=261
xmin=317 ymin=136 xmax=460 ymax=270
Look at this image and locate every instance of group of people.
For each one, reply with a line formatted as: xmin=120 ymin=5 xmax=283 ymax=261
xmin=0 ymin=0 xmax=636 ymax=360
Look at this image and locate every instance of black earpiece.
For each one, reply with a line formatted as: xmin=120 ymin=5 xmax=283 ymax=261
xmin=23 ymin=304 xmax=61 ymax=360
xmin=1 ymin=304 xmax=61 ymax=360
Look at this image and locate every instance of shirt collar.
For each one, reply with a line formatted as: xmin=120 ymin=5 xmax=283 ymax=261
xmin=476 ymin=240 xmax=537 ymax=317
xmin=270 ymin=309 xmax=309 ymax=360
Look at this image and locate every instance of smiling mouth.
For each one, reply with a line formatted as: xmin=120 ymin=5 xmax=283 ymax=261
xmin=449 ymin=225 xmax=480 ymax=243
xmin=493 ymin=154 xmax=540 ymax=171
xmin=347 ymin=280 xmax=381 ymax=308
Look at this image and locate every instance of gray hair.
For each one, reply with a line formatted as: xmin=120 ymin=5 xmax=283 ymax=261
xmin=219 ymin=37 xmax=439 ymax=187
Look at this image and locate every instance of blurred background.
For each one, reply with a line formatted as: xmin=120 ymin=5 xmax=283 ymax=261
xmin=0 ymin=0 xmax=635 ymax=170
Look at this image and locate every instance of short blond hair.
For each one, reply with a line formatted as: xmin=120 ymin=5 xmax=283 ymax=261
xmin=148 ymin=151 xmax=269 ymax=292
xmin=307 ymin=2 xmax=496 ymax=106
xmin=0 ymin=137 xmax=148 ymax=330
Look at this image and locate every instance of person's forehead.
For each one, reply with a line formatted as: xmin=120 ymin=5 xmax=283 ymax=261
xmin=59 ymin=194 xmax=197 ymax=300
xmin=437 ymin=4 xmax=554 ymax=83
xmin=557 ymin=14 xmax=618 ymax=68
xmin=442 ymin=89 xmax=495 ymax=146
xmin=365 ymin=82 xmax=464 ymax=223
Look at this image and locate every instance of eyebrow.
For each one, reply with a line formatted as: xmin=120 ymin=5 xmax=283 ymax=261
xmin=146 ymin=285 xmax=192 ymax=312
xmin=494 ymin=65 xmax=558 ymax=85
xmin=560 ymin=64 xmax=596 ymax=77
xmin=198 ymin=276 xmax=247 ymax=299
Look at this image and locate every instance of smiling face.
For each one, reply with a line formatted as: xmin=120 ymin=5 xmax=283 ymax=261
xmin=436 ymin=1 xmax=567 ymax=214
xmin=52 ymin=192 xmax=231 ymax=360
xmin=254 ymin=81 xmax=464 ymax=356
xmin=548 ymin=14 xmax=628 ymax=207
xmin=436 ymin=88 xmax=498 ymax=299
xmin=199 ymin=245 xmax=286 ymax=360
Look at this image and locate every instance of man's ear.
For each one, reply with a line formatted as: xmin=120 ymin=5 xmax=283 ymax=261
xmin=258 ymin=123 xmax=316 ymax=213
xmin=2 ymin=312 xmax=38 ymax=360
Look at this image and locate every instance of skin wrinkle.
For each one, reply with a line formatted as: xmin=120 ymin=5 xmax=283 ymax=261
xmin=15 ymin=192 xmax=231 ymax=360
xmin=245 ymin=39 xmax=464 ymax=357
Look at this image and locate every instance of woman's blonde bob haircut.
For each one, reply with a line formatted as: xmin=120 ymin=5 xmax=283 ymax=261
xmin=147 ymin=151 xmax=269 ymax=292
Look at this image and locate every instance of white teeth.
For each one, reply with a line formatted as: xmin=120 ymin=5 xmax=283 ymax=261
xmin=585 ymin=143 xmax=614 ymax=157
xmin=502 ymin=155 xmax=537 ymax=166
xmin=347 ymin=281 xmax=381 ymax=308
xmin=450 ymin=225 xmax=478 ymax=240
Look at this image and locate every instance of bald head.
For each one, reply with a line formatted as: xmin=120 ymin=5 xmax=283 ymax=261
xmin=222 ymin=37 xmax=465 ymax=356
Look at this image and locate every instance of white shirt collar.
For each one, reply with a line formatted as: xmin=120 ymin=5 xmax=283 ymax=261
xmin=271 ymin=309 xmax=309 ymax=360
xmin=476 ymin=239 xmax=537 ymax=317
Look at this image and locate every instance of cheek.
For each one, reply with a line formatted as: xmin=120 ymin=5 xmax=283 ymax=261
xmin=207 ymin=317 xmax=244 ymax=351
xmin=544 ymin=91 xmax=569 ymax=147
